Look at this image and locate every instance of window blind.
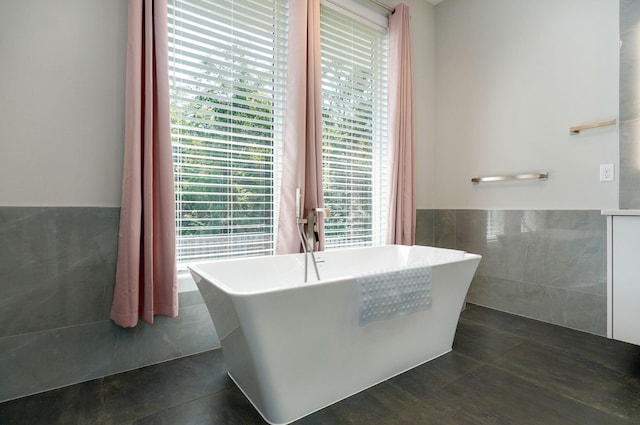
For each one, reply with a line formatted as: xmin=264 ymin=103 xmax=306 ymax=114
xmin=320 ymin=4 xmax=389 ymax=249
xmin=168 ymin=0 xmax=287 ymax=264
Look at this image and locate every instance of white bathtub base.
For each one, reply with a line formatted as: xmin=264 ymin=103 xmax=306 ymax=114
xmin=189 ymin=245 xmax=481 ymax=425
xmin=230 ymin=348 xmax=453 ymax=425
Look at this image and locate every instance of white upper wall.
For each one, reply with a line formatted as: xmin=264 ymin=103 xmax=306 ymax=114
xmin=409 ymin=0 xmax=437 ymax=210
xmin=0 ymin=0 xmax=436 ymax=209
xmin=0 ymin=0 xmax=619 ymax=211
xmin=0 ymin=0 xmax=127 ymax=207
xmin=434 ymin=0 xmax=619 ymax=209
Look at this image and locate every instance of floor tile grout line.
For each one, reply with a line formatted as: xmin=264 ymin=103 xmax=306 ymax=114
xmin=386 ymin=351 xmax=487 ymax=411
xmin=486 ymin=360 xmax=634 ymax=423
xmin=384 ymin=380 xmax=421 ymax=405
xmin=130 ymin=387 xmax=238 ymax=424
xmin=478 ymin=334 xmax=640 ymax=424
xmin=97 ymin=353 xmax=234 ymax=424
xmin=482 ymin=330 xmax=640 ymax=382
xmin=460 ymin=307 xmax=608 ymax=348
xmin=457 ymin=316 xmax=531 ymax=345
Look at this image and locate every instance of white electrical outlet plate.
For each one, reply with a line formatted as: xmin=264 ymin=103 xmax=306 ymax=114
xmin=600 ymin=164 xmax=614 ymax=182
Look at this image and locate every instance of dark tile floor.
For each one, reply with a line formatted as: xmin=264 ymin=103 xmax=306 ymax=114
xmin=2 ymin=304 xmax=640 ymax=424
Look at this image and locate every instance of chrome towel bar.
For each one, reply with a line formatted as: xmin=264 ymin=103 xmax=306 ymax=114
xmin=570 ymin=119 xmax=616 ymax=135
xmin=471 ymin=172 xmax=549 ymax=184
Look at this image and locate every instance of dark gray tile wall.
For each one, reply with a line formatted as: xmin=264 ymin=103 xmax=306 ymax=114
xmin=0 ymin=207 xmax=217 ymax=402
xmin=415 ymin=209 xmax=435 ymax=246
xmin=417 ymin=209 xmax=607 ymax=336
xmin=620 ymin=0 xmax=640 ymax=208
xmin=0 ymin=208 xmax=119 ymax=336
xmin=0 ymin=206 xmax=609 ymax=401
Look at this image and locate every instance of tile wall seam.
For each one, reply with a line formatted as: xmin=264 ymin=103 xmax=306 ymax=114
xmin=466 ymin=301 xmax=605 ymax=337
xmin=475 ymin=274 xmax=606 ymax=297
xmin=0 ymin=303 xmax=208 ymax=340
xmin=0 ymin=319 xmax=109 ymax=341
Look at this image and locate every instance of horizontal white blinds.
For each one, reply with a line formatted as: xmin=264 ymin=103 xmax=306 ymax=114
xmin=320 ymin=5 xmax=388 ymax=249
xmin=168 ymin=0 xmax=287 ymax=264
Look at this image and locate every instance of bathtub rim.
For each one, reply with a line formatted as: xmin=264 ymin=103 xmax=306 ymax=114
xmin=188 ymin=245 xmax=480 ymax=297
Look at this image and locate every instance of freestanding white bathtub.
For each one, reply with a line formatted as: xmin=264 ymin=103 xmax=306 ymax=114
xmin=189 ymin=245 xmax=481 ymax=425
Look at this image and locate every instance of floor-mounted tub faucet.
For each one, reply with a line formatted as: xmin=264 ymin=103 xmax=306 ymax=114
xmin=295 ymin=189 xmax=330 ymax=282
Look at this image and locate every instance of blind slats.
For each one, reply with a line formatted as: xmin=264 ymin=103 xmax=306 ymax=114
xmin=169 ymin=0 xmax=287 ymax=264
xmin=169 ymin=0 xmax=387 ymax=262
xmin=320 ymin=4 xmax=388 ymax=250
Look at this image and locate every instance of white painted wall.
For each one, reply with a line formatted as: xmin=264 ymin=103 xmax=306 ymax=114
xmin=0 ymin=0 xmax=436 ymax=210
xmin=434 ymin=0 xmax=619 ymax=209
xmin=2 ymin=0 xmax=615 ymax=211
xmin=409 ymin=0 xmax=437 ymax=210
xmin=0 ymin=0 xmax=127 ymax=207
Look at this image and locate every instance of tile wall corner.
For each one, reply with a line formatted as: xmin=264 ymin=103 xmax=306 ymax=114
xmin=416 ymin=209 xmax=607 ymax=336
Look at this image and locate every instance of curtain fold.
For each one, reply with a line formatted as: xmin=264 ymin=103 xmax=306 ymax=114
xmin=110 ymin=0 xmax=178 ymax=328
xmin=276 ymin=0 xmax=325 ymax=254
xmin=387 ymin=3 xmax=416 ymax=246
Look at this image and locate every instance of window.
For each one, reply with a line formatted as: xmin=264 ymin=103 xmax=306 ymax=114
xmin=168 ymin=0 xmax=388 ymax=263
xmin=320 ymin=4 xmax=389 ymax=249
xmin=168 ymin=0 xmax=288 ymax=264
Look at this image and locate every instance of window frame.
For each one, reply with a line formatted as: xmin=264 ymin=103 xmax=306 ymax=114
xmin=168 ymin=0 xmax=389 ymax=265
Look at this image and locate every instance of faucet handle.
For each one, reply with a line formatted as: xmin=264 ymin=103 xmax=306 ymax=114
xmin=313 ymin=207 xmax=331 ymax=218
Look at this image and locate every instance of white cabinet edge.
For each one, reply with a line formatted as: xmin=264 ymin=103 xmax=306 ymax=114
xmin=601 ymin=209 xmax=640 ymax=216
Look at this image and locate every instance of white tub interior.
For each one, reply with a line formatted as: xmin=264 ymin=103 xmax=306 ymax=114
xmin=189 ymin=245 xmax=466 ymax=295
